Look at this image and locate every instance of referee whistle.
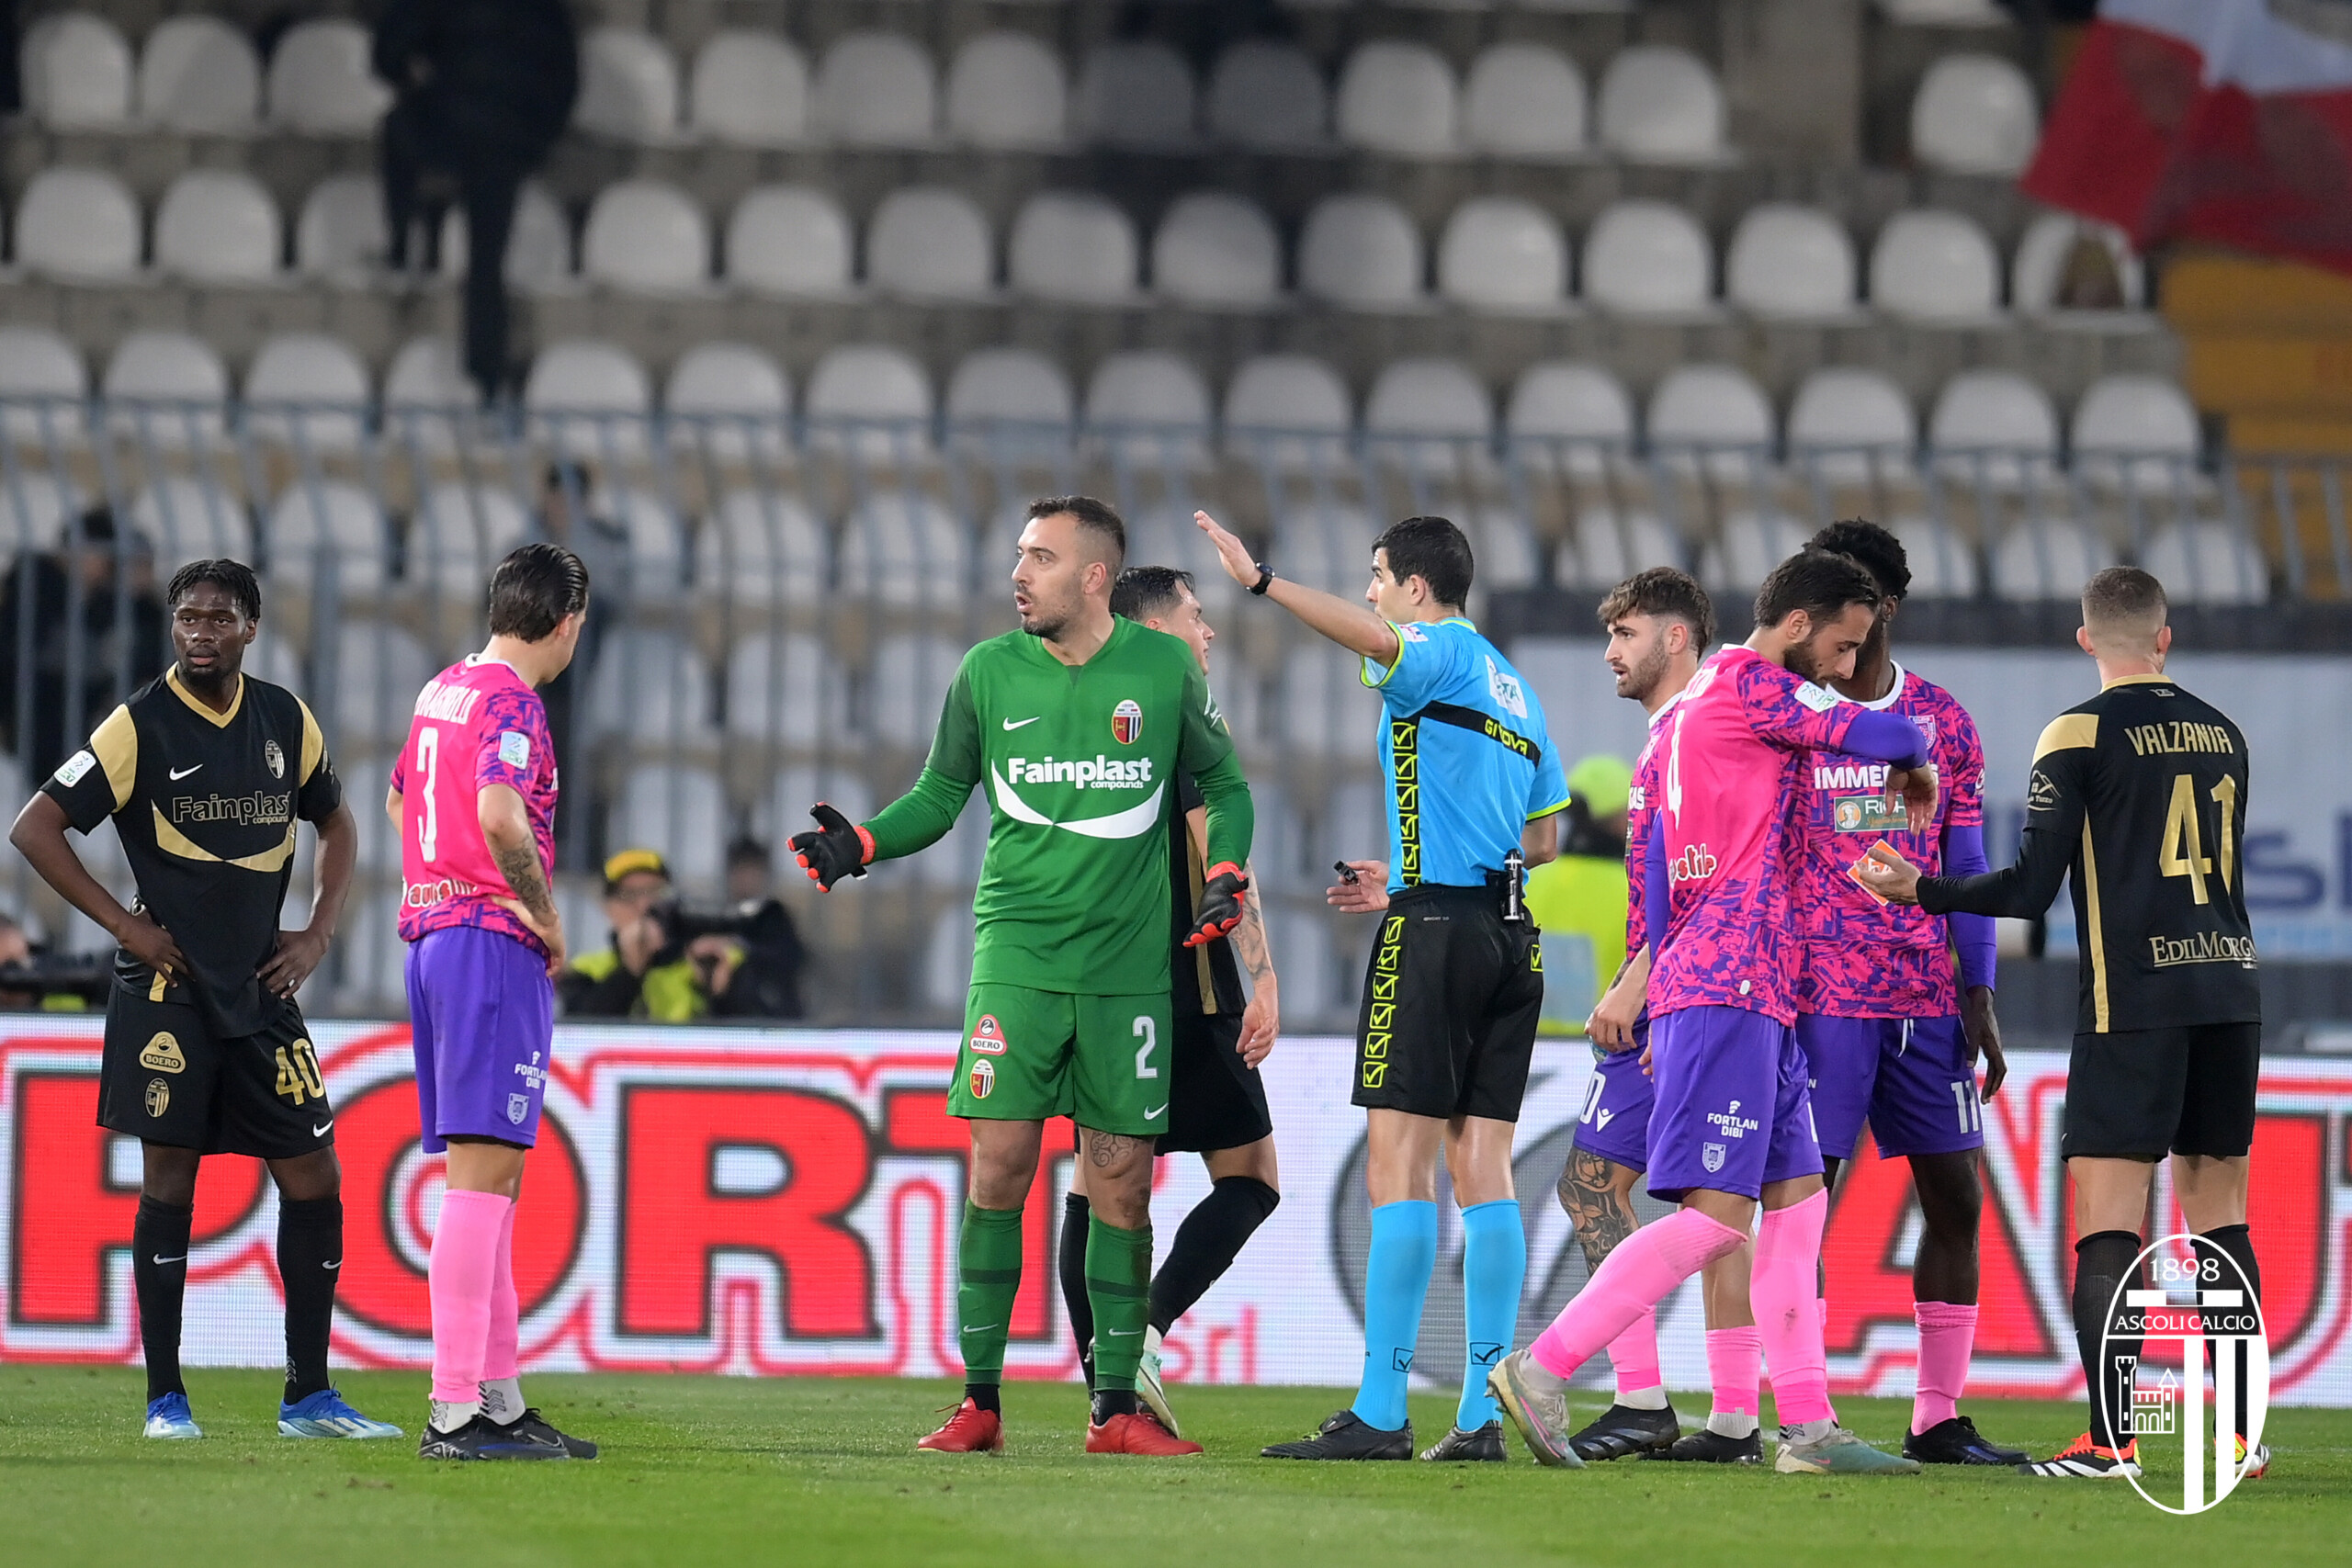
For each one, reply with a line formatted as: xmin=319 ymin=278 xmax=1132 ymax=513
xmin=1503 ymin=848 xmax=1527 ymax=922
xmin=1334 ymin=861 xmax=1361 ymax=884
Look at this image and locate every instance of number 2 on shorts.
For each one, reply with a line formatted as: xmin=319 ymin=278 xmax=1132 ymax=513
xmin=1133 ymin=1015 xmax=1158 ymax=1079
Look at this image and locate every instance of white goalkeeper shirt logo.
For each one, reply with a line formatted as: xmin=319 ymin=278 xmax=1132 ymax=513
xmin=989 ymin=766 xmax=1167 ymax=840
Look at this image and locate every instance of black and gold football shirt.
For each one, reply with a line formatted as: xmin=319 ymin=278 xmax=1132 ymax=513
xmin=1917 ymin=673 xmax=2258 ymax=1035
xmin=42 ymin=669 xmax=344 ymax=1036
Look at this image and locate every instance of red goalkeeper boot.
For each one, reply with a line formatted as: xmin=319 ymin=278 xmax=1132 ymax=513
xmin=1086 ymin=1408 xmax=1203 ymax=1457
xmin=917 ymin=1398 xmax=1003 ymax=1453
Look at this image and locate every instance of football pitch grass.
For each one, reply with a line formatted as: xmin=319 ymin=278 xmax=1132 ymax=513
xmin=3 ymin=1370 xmax=2345 ymax=1566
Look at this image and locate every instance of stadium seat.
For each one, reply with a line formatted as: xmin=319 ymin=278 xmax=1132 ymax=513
xmin=1507 ymin=361 xmax=1635 ymax=444
xmin=1280 ymin=638 xmax=1384 ymax=756
xmin=243 ymin=333 xmax=370 ymax=452
xmin=1336 ymin=41 xmax=1458 ymax=155
xmin=22 ymin=11 xmax=133 ymax=129
xmin=1563 ymin=508 xmax=1686 ymax=587
xmin=0 ymin=325 xmax=88 ymax=433
xmin=1463 ymin=43 xmax=1585 ymax=157
xmin=1152 ymin=193 xmax=1281 ymax=307
xmin=1991 ymin=518 xmax=2115 ymax=602
xmin=870 ymin=633 xmax=974 ymax=748
xmin=1363 ymin=358 xmax=1493 ymax=470
xmin=2141 ymin=523 xmax=2268 ymax=605
xmin=524 ymin=340 xmax=652 ymax=456
xmin=410 ymin=481 xmax=530 ymax=589
xmin=839 ymin=492 xmax=970 ymax=608
xmin=582 ymin=179 xmax=709 ymax=292
xmin=1596 ymin=46 xmax=1723 ymax=162
xmin=153 ymin=170 xmax=281 ymax=284
xmin=590 ymin=629 xmax=716 ymax=741
xmin=1298 ymin=194 xmax=1422 ymax=308
xmin=102 ymin=332 xmax=228 ymax=447
xmin=945 ymin=348 xmax=1076 ymax=447
xmin=2070 ymin=374 xmax=2200 ymax=494
xmin=605 ymin=489 xmax=693 ymax=593
xmin=1205 ymin=41 xmax=1328 ymax=148
xmin=923 ymin=904 xmax=978 ymax=1008
xmin=0 ymin=469 xmax=85 ymax=551
xmin=1072 ymin=42 xmax=1195 ymax=149
xmin=865 ymin=187 xmax=993 ymax=299
xmin=666 ymin=343 xmax=789 ymax=457
xmin=1122 ymin=504 xmax=1234 ymax=607
xmin=1700 ymin=511 xmax=1811 ymax=593
xmin=1466 ymin=507 xmax=1540 ymax=592
xmin=266 ymin=19 xmax=388 ymax=134
xmin=1007 ymin=192 xmax=1138 ymax=303
xmin=1889 ymin=515 xmax=1979 ymax=599
xmin=1581 ymin=199 xmax=1713 ymax=315
xmin=946 ymin=31 xmax=1067 ymax=149
xmin=1911 ymin=53 xmax=2038 ymax=175
xmin=1438 ymin=197 xmax=1568 ymax=310
xmin=14 ymin=167 xmax=141 ymax=280
xmin=1879 ymin=0 xmax=2009 ymax=19
xmin=1786 ymin=367 xmax=1916 ymax=479
xmin=382 ymin=336 xmax=471 ymax=454
xmin=813 ymin=32 xmax=936 ymax=146
xmin=329 ymin=621 xmax=435 ymax=744
xmin=1870 ymin=209 xmax=2001 ymax=320
xmin=696 ymin=489 xmax=827 ymax=605
xmin=1084 ymin=352 xmax=1214 ymax=468
xmin=614 ymin=765 xmax=727 ymax=889
xmin=725 ymin=634 xmax=849 ymax=747
xmin=1224 ymin=355 xmax=1351 ymax=473
xmin=1275 ymin=502 xmax=1380 ymax=597
xmin=1928 ymin=368 xmax=2059 ymax=487
xmin=267 ymin=480 xmax=390 ymax=594
xmin=725 ymin=186 xmax=852 ymax=297
xmin=576 ymin=27 xmax=680 ymax=141
xmin=805 ymin=344 xmax=933 ymax=460
xmin=1647 ymin=364 xmax=1774 ymax=479
xmin=138 ymin=16 xmax=260 ymax=132
xmin=440 ymin=182 xmax=573 ymax=290
xmin=1724 ymin=203 xmax=1857 ymax=318
xmin=2012 ymin=212 xmax=2143 ymax=312
xmin=295 ymin=174 xmax=387 ymax=277
xmin=130 ymin=475 xmax=251 ymax=567
xmin=688 ymin=29 xmax=808 ymax=146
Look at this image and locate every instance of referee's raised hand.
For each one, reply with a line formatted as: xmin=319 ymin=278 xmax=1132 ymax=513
xmin=1194 ymin=510 xmax=1259 ymax=586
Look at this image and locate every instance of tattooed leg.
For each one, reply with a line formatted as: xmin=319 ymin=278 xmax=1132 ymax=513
xmin=1557 ymin=1143 xmax=1642 ymax=1271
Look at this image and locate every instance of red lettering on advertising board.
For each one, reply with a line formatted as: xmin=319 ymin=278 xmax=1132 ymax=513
xmin=884 ymin=1090 xmax=1075 ymax=1343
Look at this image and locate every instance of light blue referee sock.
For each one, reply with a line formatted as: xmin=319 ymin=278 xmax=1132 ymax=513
xmin=1352 ymin=1200 xmax=1439 ymax=1433
xmin=1457 ymin=1200 xmax=1527 ymax=1431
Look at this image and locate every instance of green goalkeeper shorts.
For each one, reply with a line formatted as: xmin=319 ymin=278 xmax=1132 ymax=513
xmin=950 ymin=985 xmax=1173 ymax=1136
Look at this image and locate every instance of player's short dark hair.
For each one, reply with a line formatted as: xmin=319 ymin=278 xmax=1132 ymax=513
xmin=1808 ymin=518 xmax=1911 ymax=602
xmin=2081 ymin=565 xmax=2167 ymax=626
xmin=165 ymin=558 xmax=262 ymax=622
xmin=1111 ymin=565 xmax=1194 ymax=622
xmin=1374 ymin=515 xmax=1475 ymax=609
xmin=1753 ymin=548 xmax=1882 ymax=631
xmin=1027 ymin=495 xmax=1126 ymax=572
xmin=487 ymin=542 xmax=590 ymax=641
xmin=1597 ymin=566 xmax=1715 ymax=652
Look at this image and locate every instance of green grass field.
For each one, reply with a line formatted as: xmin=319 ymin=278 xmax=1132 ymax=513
xmin=2 ymin=1370 xmax=2344 ymax=1565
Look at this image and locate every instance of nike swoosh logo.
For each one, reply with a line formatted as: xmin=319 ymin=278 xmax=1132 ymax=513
xmin=1143 ymin=1104 xmax=1167 ymax=1121
xmin=1001 ymin=716 xmax=1042 ymax=730
xmin=153 ymin=1255 xmax=187 ymax=1265
xmin=961 ymin=1324 xmax=1001 ymax=1334
xmin=168 ymin=764 xmax=202 ymax=780
xmin=311 ymin=1120 xmax=334 ymax=1136
xmin=323 ymin=1260 xmax=341 ymax=1270
xmin=990 ymin=768 xmax=1166 ymax=840
xmin=1106 ymin=1327 xmax=1140 ymax=1337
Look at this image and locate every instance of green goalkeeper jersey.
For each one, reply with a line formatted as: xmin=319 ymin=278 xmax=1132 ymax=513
xmin=864 ymin=618 xmax=1255 ymax=996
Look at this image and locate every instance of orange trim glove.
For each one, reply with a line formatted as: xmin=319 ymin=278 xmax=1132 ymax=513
xmin=1183 ymin=863 xmax=1249 ymax=948
xmin=788 ymin=802 xmax=874 ymax=891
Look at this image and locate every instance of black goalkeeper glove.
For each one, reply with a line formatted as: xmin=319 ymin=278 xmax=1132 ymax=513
xmin=789 ymin=803 xmax=873 ymax=892
xmin=1183 ymin=863 xmax=1249 ymax=948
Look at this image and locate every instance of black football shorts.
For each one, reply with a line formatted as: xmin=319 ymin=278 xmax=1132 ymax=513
xmin=2061 ymin=1021 xmax=2260 ymax=1160
xmin=1159 ymin=1010 xmax=1274 ymax=1155
xmin=99 ymin=981 xmax=338 ymax=1160
xmin=1352 ymin=885 xmax=1544 ymax=1122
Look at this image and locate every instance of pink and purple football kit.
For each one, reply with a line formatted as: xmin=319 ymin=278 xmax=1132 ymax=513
xmin=394 ymin=656 xmax=560 ymax=1151
xmin=1574 ymin=692 xmax=1678 ymax=1175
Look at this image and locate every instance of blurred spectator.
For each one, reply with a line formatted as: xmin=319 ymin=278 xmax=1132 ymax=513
xmin=707 ymin=837 xmax=807 ymax=1020
xmin=373 ymin=0 xmax=578 ymax=401
xmin=0 ymin=916 xmax=37 ymax=1010
xmin=0 ymin=508 xmax=165 ymax=781
xmin=532 ymin=462 xmax=623 ymax=846
xmin=560 ymin=849 xmax=748 ymax=1022
xmin=1523 ymin=754 xmax=1634 ymax=1038
xmin=0 ymin=913 xmax=94 ymax=1011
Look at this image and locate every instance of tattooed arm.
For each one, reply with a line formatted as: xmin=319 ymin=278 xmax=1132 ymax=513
xmin=480 ymin=782 xmax=565 ymax=976
xmin=1555 ymin=1145 xmax=1641 ymax=1271
xmin=1228 ymin=873 xmax=1279 ymax=1066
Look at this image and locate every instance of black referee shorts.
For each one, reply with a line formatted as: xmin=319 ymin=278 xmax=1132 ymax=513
xmin=1352 ymin=885 xmax=1544 ymax=1122
xmin=98 ymin=981 xmax=338 ymax=1160
xmin=2062 ymin=1021 xmax=2261 ymax=1161
xmin=1159 ymin=1010 xmax=1274 ymax=1155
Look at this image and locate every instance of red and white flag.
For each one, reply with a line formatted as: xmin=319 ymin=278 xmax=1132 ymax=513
xmin=2022 ymin=0 xmax=2352 ymax=275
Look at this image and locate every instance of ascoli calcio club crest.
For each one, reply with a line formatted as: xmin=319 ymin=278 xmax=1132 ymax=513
xmin=968 ymin=1058 xmax=996 ymax=1100
xmin=264 ymin=739 xmax=285 ymax=779
xmin=1112 ymin=699 xmax=1143 ymax=746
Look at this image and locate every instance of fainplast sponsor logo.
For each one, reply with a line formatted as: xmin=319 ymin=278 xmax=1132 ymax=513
xmin=1666 ymin=845 xmax=1718 ymax=885
xmin=1003 ymin=755 xmax=1156 ymax=791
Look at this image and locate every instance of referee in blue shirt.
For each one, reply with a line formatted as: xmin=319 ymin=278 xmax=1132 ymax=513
xmin=1195 ymin=511 xmax=1568 ymax=1463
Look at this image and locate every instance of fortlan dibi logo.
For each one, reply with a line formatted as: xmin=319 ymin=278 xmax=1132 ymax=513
xmin=2100 ymin=1235 xmax=2268 ymax=1515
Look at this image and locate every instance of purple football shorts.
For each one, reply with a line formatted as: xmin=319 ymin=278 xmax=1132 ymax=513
xmin=1645 ymin=1004 xmax=1823 ymax=1201
xmin=1573 ymin=1021 xmax=1655 ymax=1173
xmin=406 ymin=925 xmax=555 ymax=1152
xmin=1796 ymin=1013 xmax=1985 ymax=1162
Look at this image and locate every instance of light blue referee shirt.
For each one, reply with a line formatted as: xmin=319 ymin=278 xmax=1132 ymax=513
xmin=1362 ymin=617 xmax=1570 ymax=895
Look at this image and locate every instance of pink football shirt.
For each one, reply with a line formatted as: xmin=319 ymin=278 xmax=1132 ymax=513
xmin=1795 ymin=665 xmax=1984 ymax=1018
xmin=1648 ymin=648 xmax=1860 ymax=1025
xmin=393 ymin=656 xmax=560 ymax=958
xmin=1623 ymin=690 xmax=1681 ymax=956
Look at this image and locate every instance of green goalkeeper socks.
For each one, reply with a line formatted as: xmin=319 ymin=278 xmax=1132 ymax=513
xmin=1085 ymin=1214 xmax=1154 ymax=1393
xmin=956 ymin=1201 xmax=1026 ymax=1387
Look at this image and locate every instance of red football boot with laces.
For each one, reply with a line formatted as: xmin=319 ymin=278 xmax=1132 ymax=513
xmin=1086 ymin=1409 xmax=1203 ymax=1456
xmin=917 ymin=1399 xmax=1004 ymax=1453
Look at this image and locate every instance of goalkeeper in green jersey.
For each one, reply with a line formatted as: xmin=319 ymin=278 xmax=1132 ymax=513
xmin=789 ymin=496 xmax=1254 ymax=1457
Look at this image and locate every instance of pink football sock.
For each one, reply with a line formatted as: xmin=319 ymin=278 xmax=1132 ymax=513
xmin=1707 ymin=1325 xmax=1762 ymax=1416
xmin=484 ymin=1199 xmax=521 ymax=1383
xmin=1532 ymin=1208 xmax=1745 ymax=1379
xmin=1912 ymin=1302 xmax=1978 ymax=1434
xmin=429 ymin=1190 xmax=511 ymax=1404
xmin=1606 ymin=1309 xmax=1664 ymax=1397
xmin=1753 ymin=1190 xmax=1834 ymax=1427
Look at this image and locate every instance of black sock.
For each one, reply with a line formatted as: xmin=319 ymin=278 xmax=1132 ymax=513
xmin=1059 ymin=1191 xmax=1094 ymax=1386
xmin=964 ymin=1382 xmax=1001 ymax=1415
xmin=2196 ymin=1224 xmax=2261 ymax=1438
xmin=277 ymin=1195 xmax=343 ymax=1404
xmin=1148 ymin=1177 xmax=1280 ymax=1336
xmin=1091 ymin=1389 xmax=1138 ymax=1424
xmin=133 ymin=1196 xmax=193 ymax=1403
xmin=2074 ymin=1230 xmax=2144 ymax=1449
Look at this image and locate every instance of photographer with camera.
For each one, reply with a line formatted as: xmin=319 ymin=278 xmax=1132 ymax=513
xmin=706 ymin=837 xmax=806 ymax=1021
xmin=559 ymin=850 xmax=747 ymax=1022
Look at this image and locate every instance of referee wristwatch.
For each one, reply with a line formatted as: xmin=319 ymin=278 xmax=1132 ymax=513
xmin=1249 ymin=561 xmax=1277 ymax=596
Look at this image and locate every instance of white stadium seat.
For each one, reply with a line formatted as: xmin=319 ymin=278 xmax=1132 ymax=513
xmin=153 ymin=170 xmax=280 ymax=284
xmin=1438 ymin=197 xmax=1567 ymax=310
xmin=1507 ymin=361 xmax=1635 ymax=445
xmin=15 ymin=167 xmax=141 ymax=280
xmin=614 ymin=766 xmax=727 ymax=889
xmin=762 ymin=771 xmax=873 ymax=866
xmin=582 ymin=180 xmax=709 ymax=291
xmin=1565 ymin=509 xmax=1684 ymax=588
xmin=667 ymin=342 xmax=789 ymax=459
xmin=1911 ymin=53 xmax=2038 ymax=175
xmin=1272 ymin=503 xmax=1379 ymax=597
xmin=688 ymin=29 xmax=808 ymax=146
xmin=1701 ymin=511 xmax=1811 ymax=593
xmin=1152 ymin=193 xmax=1281 ymax=307
xmin=1581 ymin=199 xmax=1712 ymax=315
xmin=244 ymin=333 xmax=370 ymax=451
xmin=1073 ymin=42 xmax=1195 ymax=149
xmin=2141 ymin=523 xmax=2267 ymax=605
xmin=102 ymin=332 xmax=228 ymax=446
xmin=1085 ymin=352 xmax=1214 ymax=468
xmin=814 ymin=32 xmax=936 ymax=146
xmin=576 ymin=27 xmax=679 ymax=141
xmin=840 ymin=492 xmax=969 ymax=608
xmin=384 ymin=336 xmax=469 ymax=411
xmin=266 ymin=19 xmax=389 ymax=134
xmin=1596 ymin=46 xmax=1723 ymax=162
xmin=0 ymin=471 xmax=85 ymax=551
xmin=806 ymin=344 xmax=933 ymax=460
xmin=295 ymin=174 xmax=387 ymax=277
xmin=1787 ymin=367 xmax=1916 ymax=479
xmin=331 ymin=621 xmax=435 ymax=744
xmin=440 ymin=182 xmax=572 ymax=290
xmin=1992 ymin=519 xmax=2114 ymax=602
xmin=1467 ymin=508 xmax=1540 ymax=592
xmin=1870 ymin=209 xmax=2001 ymax=320
xmin=1725 ymin=204 xmax=1857 ymax=318
xmin=1890 ymin=515 xmax=1979 ymax=599
xmin=24 ymin=11 xmax=133 ymax=129
xmin=1007 ymin=192 xmax=1137 ymax=303
xmin=1365 ymin=358 xmax=1493 ymax=469
xmin=1298 ymin=194 xmax=1422 ymax=308
xmin=1336 ymin=41 xmax=1458 ymax=155
xmin=591 ymin=631 xmax=716 ymax=743
xmin=1280 ymin=638 xmax=1383 ymax=756
xmin=267 ymin=481 xmax=390 ymax=593
xmin=1464 ymin=43 xmax=1584 ymax=157
xmin=871 ymin=634 xmax=972 ymax=750
xmin=410 ymin=482 xmax=528 ymax=587
xmin=696 ymin=491 xmax=828 ymax=606
xmin=1929 ymin=368 xmax=2058 ymax=487
xmin=0 ymin=326 xmax=86 ymax=438
xmin=139 ymin=16 xmax=260 ymax=132
xmin=946 ymin=348 xmax=1075 ymax=436
xmin=1225 ymin=355 xmax=1351 ymax=472
xmin=130 ymin=475 xmax=250 ymax=566
xmin=2012 ymin=212 xmax=2143 ymax=312
xmin=524 ymin=340 xmax=651 ymax=455
xmin=865 ymin=187 xmax=993 ymax=299
xmin=2070 ymin=374 xmax=2200 ymax=494
xmin=726 ymin=634 xmax=849 ymax=746
xmin=726 ymin=186 xmax=853 ymax=296
xmin=1648 ymin=363 xmax=1774 ymax=464
xmin=946 ymin=31 xmax=1067 ymax=149
xmin=1206 ymin=41 xmax=1327 ymax=149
